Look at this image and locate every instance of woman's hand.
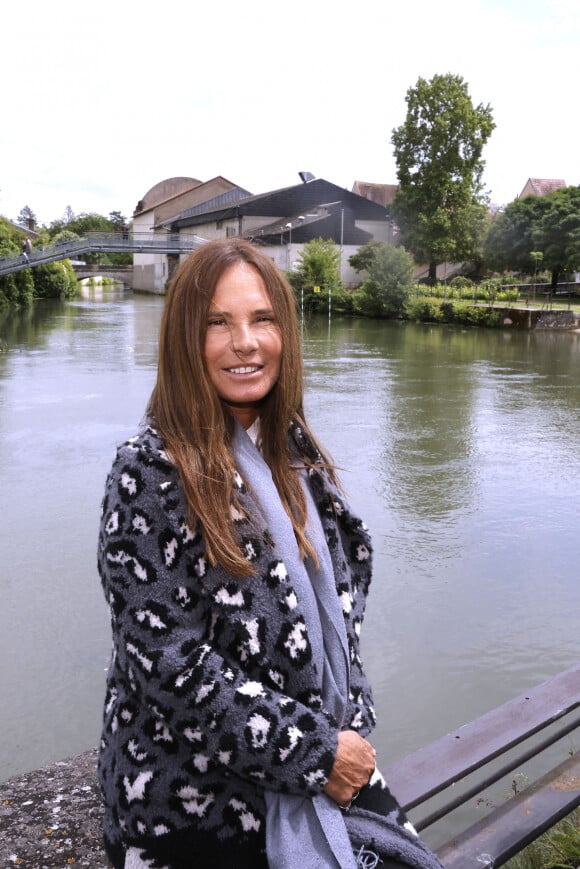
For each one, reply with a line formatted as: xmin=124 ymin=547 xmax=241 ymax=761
xmin=324 ymin=730 xmax=376 ymax=808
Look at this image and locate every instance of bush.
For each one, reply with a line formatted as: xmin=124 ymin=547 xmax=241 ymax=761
xmin=287 ymin=238 xmax=342 ymax=315
xmin=0 ymin=269 xmax=34 ymax=307
xmin=449 ymin=275 xmax=474 ymax=289
xmin=440 ymin=301 xmax=455 ymax=322
xmin=404 ymin=298 xmax=443 ymax=322
xmin=458 ymin=305 xmax=502 ymax=327
xmin=33 ymin=260 xmax=78 ymax=299
xmin=350 ymin=242 xmax=414 ymax=317
xmin=405 ymin=297 xmax=505 ymax=328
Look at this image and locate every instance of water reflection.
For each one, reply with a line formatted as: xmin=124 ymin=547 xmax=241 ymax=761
xmin=302 ymin=316 xmax=580 ymax=769
xmin=1 ymin=302 xmax=579 ymax=798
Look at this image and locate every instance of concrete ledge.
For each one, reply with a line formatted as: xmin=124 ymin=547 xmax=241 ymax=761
xmin=0 ymin=748 xmax=109 ymax=867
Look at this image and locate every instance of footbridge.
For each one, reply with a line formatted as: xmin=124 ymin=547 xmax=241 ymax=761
xmin=0 ymin=232 xmax=205 ymax=277
xmin=73 ymin=264 xmax=134 ymax=286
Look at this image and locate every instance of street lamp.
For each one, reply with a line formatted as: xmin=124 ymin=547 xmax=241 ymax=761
xmin=285 ymin=222 xmax=292 ymax=269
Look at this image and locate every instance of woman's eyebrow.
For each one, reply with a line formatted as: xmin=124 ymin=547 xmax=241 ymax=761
xmin=207 ymin=307 xmax=275 ymax=316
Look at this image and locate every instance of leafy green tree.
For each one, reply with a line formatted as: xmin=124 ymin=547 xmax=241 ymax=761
xmin=108 ymin=211 xmax=129 ymax=230
xmin=51 ymin=229 xmax=82 ymax=246
xmin=348 ymin=240 xmax=385 ymax=274
xmin=16 ymin=205 xmax=37 ymax=229
xmin=0 ymin=216 xmax=75 ymax=305
xmin=0 ymin=218 xmax=35 ymax=306
xmin=483 ymin=195 xmax=548 ymax=275
xmin=286 ymin=238 xmax=342 ymax=313
xmin=0 ymin=217 xmax=20 ymax=257
xmin=484 ymin=186 xmax=580 ymax=287
xmin=33 ymin=260 xmax=78 ymax=299
xmin=0 ymin=269 xmax=34 ymax=307
xmin=350 ymin=241 xmax=414 ymax=316
xmin=47 ymin=211 xmax=131 ymax=265
xmin=391 ymin=73 xmax=495 ymax=282
xmin=532 ymin=186 xmax=580 ymax=287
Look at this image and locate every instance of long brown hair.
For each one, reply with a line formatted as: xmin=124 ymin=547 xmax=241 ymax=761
xmin=148 ymin=238 xmax=331 ymax=576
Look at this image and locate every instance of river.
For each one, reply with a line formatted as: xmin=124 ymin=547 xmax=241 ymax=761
xmin=1 ymin=286 xmax=579 ymax=844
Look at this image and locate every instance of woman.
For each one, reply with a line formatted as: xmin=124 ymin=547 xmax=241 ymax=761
xmin=97 ymin=238 xmax=442 ymax=869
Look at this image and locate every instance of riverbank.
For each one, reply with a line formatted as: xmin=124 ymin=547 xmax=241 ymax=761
xmin=0 ymin=748 xmax=108 ymax=867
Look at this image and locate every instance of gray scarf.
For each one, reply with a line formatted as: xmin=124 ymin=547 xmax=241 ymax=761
xmin=233 ymin=422 xmax=443 ymax=869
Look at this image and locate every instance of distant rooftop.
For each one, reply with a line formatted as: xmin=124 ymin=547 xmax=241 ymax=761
xmin=519 ymin=178 xmax=566 ymax=198
xmin=352 ymin=180 xmax=398 ymax=207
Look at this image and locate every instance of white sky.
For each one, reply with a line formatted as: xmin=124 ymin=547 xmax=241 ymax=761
xmin=2 ymin=0 xmax=578 ymax=226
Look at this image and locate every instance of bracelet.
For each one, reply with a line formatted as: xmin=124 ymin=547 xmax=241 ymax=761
xmin=338 ymin=790 xmax=360 ymax=812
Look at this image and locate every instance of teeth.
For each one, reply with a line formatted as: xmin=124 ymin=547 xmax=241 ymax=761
xmin=228 ymin=366 xmax=259 ymax=374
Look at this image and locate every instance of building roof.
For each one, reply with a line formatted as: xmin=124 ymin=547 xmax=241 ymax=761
xmin=134 ymin=177 xmax=203 ymax=215
xmin=161 ymin=178 xmax=391 ymax=248
xmin=162 ymin=185 xmax=254 ymax=224
xmin=519 ymin=178 xmax=566 ymax=198
xmin=243 ymin=203 xmax=378 ymax=247
xmin=352 ymin=181 xmax=398 ymax=207
xmin=165 ymin=178 xmax=389 ymax=230
xmin=1 ymin=217 xmax=40 ymax=237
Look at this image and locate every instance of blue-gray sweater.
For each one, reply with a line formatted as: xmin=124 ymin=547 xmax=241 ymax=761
xmin=97 ymin=421 xmax=376 ymax=860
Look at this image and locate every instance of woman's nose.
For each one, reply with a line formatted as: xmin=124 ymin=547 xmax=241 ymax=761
xmin=231 ymin=323 xmax=258 ymax=354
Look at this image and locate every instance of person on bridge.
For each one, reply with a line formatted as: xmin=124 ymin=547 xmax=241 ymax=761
xmin=21 ymin=238 xmax=32 ymax=262
xmin=96 ymin=238 xmax=443 ymax=869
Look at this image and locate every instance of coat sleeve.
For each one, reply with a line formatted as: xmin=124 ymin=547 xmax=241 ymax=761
xmin=98 ymin=443 xmax=339 ymax=797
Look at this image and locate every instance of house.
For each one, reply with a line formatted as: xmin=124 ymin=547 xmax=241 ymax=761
xmin=351 ymin=180 xmax=398 ymax=208
xmin=132 ymin=176 xmax=247 ymax=291
xmin=518 ymin=178 xmax=566 ymax=199
xmin=160 ymin=176 xmax=394 ymax=287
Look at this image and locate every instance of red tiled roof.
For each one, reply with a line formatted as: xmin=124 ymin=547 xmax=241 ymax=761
xmin=520 ymin=178 xmax=566 ymax=198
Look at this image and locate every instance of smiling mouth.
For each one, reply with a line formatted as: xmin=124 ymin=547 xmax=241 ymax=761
xmin=226 ymin=366 xmax=261 ymax=374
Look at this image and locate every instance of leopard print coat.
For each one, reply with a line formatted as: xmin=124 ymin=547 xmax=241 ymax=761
xmin=97 ymin=420 xmax=376 ymax=864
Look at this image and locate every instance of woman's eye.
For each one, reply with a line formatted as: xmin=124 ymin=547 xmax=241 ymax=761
xmin=208 ymin=318 xmax=226 ymax=327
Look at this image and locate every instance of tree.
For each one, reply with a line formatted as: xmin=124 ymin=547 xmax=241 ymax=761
xmin=483 ymin=195 xmax=548 ymax=274
xmin=483 ymin=186 xmax=580 ymax=287
xmin=286 ymin=238 xmax=342 ymax=313
xmin=0 ymin=217 xmax=20 ymax=256
xmin=391 ymin=73 xmax=495 ymax=282
xmin=0 ymin=269 xmax=34 ymax=307
xmin=350 ymin=241 xmax=414 ymax=317
xmin=17 ymin=205 xmax=37 ymax=229
xmin=33 ymin=260 xmax=78 ymax=299
xmin=47 ymin=211 xmax=132 ymax=265
xmin=532 ymin=186 xmax=580 ymax=287
xmin=108 ymin=211 xmax=128 ymax=230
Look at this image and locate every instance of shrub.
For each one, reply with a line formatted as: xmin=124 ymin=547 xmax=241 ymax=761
xmin=449 ymin=275 xmax=474 ymax=289
xmin=33 ymin=260 xmax=78 ymax=299
xmin=404 ymin=298 xmax=443 ymax=322
xmin=350 ymin=241 xmax=414 ymax=317
xmin=459 ymin=306 xmax=503 ymax=327
xmin=0 ymin=269 xmax=34 ymax=307
xmin=287 ymin=238 xmax=342 ymax=314
xmin=440 ymin=301 xmax=456 ymax=322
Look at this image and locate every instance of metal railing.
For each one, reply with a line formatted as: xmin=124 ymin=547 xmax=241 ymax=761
xmin=0 ymin=232 xmax=205 ymax=276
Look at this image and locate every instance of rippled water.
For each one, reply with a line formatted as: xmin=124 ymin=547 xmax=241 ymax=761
xmin=1 ymin=291 xmax=579 ymax=827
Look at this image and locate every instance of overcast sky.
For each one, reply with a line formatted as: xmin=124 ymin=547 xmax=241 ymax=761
xmin=2 ymin=0 xmax=578 ymax=226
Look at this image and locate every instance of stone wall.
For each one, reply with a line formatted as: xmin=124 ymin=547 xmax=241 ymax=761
xmin=535 ymin=310 xmax=580 ymax=330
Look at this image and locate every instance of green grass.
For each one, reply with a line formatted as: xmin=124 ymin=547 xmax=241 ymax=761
xmin=504 ymin=809 xmax=580 ymax=868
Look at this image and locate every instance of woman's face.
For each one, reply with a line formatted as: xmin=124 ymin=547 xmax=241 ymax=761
xmin=204 ymin=261 xmax=283 ymax=428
